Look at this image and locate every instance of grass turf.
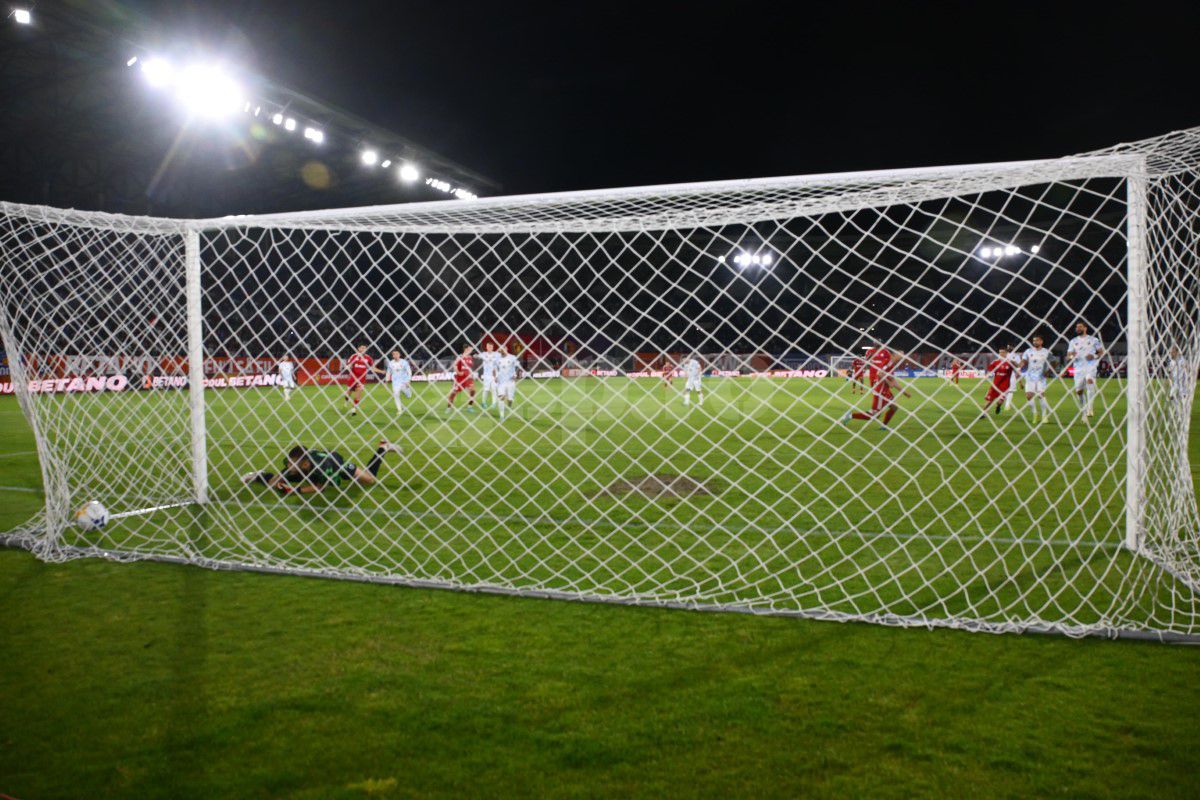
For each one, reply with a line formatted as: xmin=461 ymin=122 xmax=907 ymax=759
xmin=2 ymin=376 xmax=1199 ymax=797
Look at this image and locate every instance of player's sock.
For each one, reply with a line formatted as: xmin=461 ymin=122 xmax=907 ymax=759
xmin=1086 ymin=383 xmax=1096 ymax=415
xmin=882 ymin=406 xmax=896 ymax=425
xmin=366 ymin=444 xmax=391 ymax=477
xmin=683 ymin=395 xmax=689 ymax=406
xmin=698 ymin=393 xmax=703 ymax=405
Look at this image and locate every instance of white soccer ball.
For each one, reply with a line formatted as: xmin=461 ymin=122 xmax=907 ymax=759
xmin=74 ymin=500 xmax=109 ymax=530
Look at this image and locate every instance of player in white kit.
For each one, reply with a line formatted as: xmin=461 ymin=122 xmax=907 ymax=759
xmin=1064 ymin=322 xmax=1104 ymax=419
xmin=1020 ymin=335 xmax=1052 ymax=423
xmin=384 ymin=350 xmax=412 ymax=413
xmin=682 ymin=356 xmax=703 ymax=406
xmin=1004 ymin=345 xmax=1023 ymax=410
xmin=277 ymin=356 xmax=297 ymax=400
xmin=479 ymin=342 xmax=500 ymax=409
xmin=495 ymin=345 xmax=520 ymax=419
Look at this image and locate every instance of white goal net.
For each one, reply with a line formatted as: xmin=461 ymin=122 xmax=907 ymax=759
xmin=3 ymin=126 xmax=1199 ymax=641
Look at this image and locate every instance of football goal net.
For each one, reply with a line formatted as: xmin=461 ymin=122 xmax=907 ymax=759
xmin=2 ymin=125 xmax=1199 ymax=641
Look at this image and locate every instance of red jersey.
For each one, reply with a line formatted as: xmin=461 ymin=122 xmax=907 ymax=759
xmin=454 ymin=355 xmax=474 ymax=380
xmin=869 ymin=347 xmax=892 ymax=385
xmin=851 ymin=357 xmax=864 ymax=376
xmin=347 ymin=353 xmax=373 ymax=379
xmin=987 ymin=358 xmax=1014 ymax=389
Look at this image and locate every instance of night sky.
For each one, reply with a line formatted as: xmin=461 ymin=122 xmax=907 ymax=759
xmin=131 ymin=0 xmax=1200 ymax=196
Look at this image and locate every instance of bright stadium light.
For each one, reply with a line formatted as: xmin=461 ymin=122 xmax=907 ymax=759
xmin=140 ymin=57 xmax=175 ymax=88
xmin=762 ymin=254 xmax=773 ymax=266
xmin=174 ymin=64 xmax=244 ymax=119
xmin=13 ymin=8 xmax=31 ymax=24
xmin=399 ymin=163 xmax=420 ymax=182
xmin=1031 ymin=244 xmax=1041 ymax=254
xmin=1005 ymin=245 xmax=1019 ymax=256
xmin=303 ymin=126 xmax=324 ymax=144
xmin=454 ymin=188 xmax=477 ymax=200
xmin=284 ymin=117 xmax=296 ymax=131
xmin=380 ymin=159 xmax=391 ymax=168
xmin=126 ymin=56 xmax=139 ymax=67
xmin=253 ymin=106 xmax=261 ymax=116
xmin=361 ymin=149 xmax=378 ymax=166
xmin=271 ymin=112 xmax=283 ymax=125
xmin=980 ymin=246 xmax=992 ymax=258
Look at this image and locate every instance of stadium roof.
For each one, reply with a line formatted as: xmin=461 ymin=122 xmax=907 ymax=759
xmin=0 ymin=1 xmax=498 ymax=218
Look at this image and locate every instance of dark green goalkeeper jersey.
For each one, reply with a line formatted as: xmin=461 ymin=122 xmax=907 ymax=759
xmin=283 ymin=449 xmax=356 ymax=487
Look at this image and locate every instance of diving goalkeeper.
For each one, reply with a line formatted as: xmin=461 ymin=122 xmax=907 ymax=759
xmin=242 ymin=440 xmax=402 ymax=495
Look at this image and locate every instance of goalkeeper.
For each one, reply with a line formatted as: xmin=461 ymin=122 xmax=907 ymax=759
xmin=242 ymin=440 xmax=402 ymax=495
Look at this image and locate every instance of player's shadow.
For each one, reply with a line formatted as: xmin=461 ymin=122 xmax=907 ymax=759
xmin=149 ymin=515 xmax=212 ymax=796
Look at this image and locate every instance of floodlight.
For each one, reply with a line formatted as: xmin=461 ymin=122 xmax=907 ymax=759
xmin=126 ymin=56 xmax=138 ymax=67
xmin=980 ymin=247 xmax=992 ymax=258
xmin=141 ymin=57 xmax=174 ymax=88
xmin=1031 ymin=244 xmax=1040 ymax=254
xmin=272 ymin=112 xmax=283 ymax=125
xmin=751 ymin=254 xmax=761 ymax=265
xmin=175 ymin=64 xmax=243 ymax=118
xmin=304 ymin=127 xmax=324 ymax=144
xmin=762 ymin=254 xmax=773 ymax=266
xmin=13 ymin=8 xmax=31 ymax=24
xmin=361 ymin=149 xmax=378 ymax=166
xmin=283 ymin=117 xmax=296 ymax=131
xmin=380 ymin=159 xmax=391 ymax=168
xmin=399 ymin=163 xmax=420 ymax=182
xmin=1005 ymin=245 xmax=1019 ymax=256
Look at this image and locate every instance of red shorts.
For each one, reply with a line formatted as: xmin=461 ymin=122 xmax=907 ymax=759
xmin=453 ymin=376 xmax=474 ymax=391
xmin=985 ymin=381 xmax=1009 ymax=402
xmin=870 ymin=383 xmax=894 ymax=412
xmin=348 ymin=373 xmax=368 ymax=389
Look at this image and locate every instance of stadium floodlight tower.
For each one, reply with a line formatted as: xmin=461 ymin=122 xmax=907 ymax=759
xmin=2 ymin=125 xmax=1200 ymax=642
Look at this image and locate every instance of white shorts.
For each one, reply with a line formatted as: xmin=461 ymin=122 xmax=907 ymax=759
xmin=497 ymin=381 xmax=515 ymax=401
xmin=391 ymin=381 xmax=411 ymax=397
xmin=280 ymin=376 xmax=297 ymax=389
xmin=685 ymin=376 xmax=702 ymax=392
xmin=1074 ymin=362 xmax=1098 ymax=389
xmin=483 ymin=377 xmax=497 ymax=392
xmin=1025 ymin=377 xmax=1047 ymax=395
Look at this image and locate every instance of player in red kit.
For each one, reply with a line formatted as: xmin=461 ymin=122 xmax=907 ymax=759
xmin=979 ymin=347 xmax=1015 ymax=418
xmin=344 ymin=344 xmax=374 ymax=416
xmin=948 ymin=359 xmax=963 ymax=384
xmin=850 ymin=356 xmax=865 ymax=394
xmin=447 ymin=344 xmax=477 ymax=411
xmin=843 ymin=346 xmax=909 ymax=430
xmin=661 ymin=356 xmax=674 ymax=389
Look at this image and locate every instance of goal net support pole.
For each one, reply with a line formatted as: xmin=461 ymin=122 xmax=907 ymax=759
xmin=185 ymin=227 xmax=208 ymax=506
xmin=1125 ymin=166 xmax=1148 ymax=553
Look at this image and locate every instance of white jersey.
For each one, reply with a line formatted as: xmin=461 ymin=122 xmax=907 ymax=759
xmin=277 ymin=360 xmax=295 ymax=380
xmin=1022 ymin=347 xmax=1050 ymax=381
xmin=385 ymin=358 xmax=411 ymax=384
xmin=497 ymin=354 xmax=519 ymax=384
xmin=480 ymin=351 xmax=500 ymax=383
xmin=1067 ymin=335 xmax=1103 ymax=368
xmin=683 ymin=359 xmax=702 ymax=380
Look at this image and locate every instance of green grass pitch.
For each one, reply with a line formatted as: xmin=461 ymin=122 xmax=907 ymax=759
xmin=1 ymin=375 xmax=1199 ymax=798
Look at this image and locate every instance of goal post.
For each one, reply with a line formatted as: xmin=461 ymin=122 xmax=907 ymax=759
xmin=2 ymin=127 xmax=1200 ymax=641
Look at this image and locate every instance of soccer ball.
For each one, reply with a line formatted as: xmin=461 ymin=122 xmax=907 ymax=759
xmin=73 ymin=500 xmax=109 ymax=530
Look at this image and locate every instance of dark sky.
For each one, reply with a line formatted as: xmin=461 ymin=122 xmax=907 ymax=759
xmin=134 ymin=0 xmax=1200 ymax=196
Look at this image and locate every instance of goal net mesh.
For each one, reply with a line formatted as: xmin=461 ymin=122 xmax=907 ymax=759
xmin=3 ymin=126 xmax=1199 ymax=640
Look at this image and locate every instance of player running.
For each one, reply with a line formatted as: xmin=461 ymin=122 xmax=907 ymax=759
xmin=1004 ymin=344 xmax=1024 ymax=411
xmin=947 ymin=358 xmax=963 ymax=385
xmin=1020 ymin=336 xmax=1053 ymax=423
xmin=447 ymin=344 xmax=477 ymax=411
xmin=384 ymin=350 xmax=413 ymax=414
xmin=979 ymin=347 xmax=1016 ymax=417
xmin=850 ymin=355 xmax=866 ymax=394
xmin=660 ymin=356 xmax=674 ymax=389
xmin=682 ymin=355 xmax=703 ymax=407
xmin=344 ymin=344 xmax=374 ymax=416
xmin=479 ymin=342 xmax=500 ymax=408
xmin=495 ymin=345 xmax=520 ymax=419
xmin=1064 ymin=322 xmax=1104 ymax=419
xmin=241 ymin=440 xmax=402 ymax=495
xmin=277 ymin=355 xmax=298 ymax=400
xmin=843 ymin=346 xmax=909 ymax=430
